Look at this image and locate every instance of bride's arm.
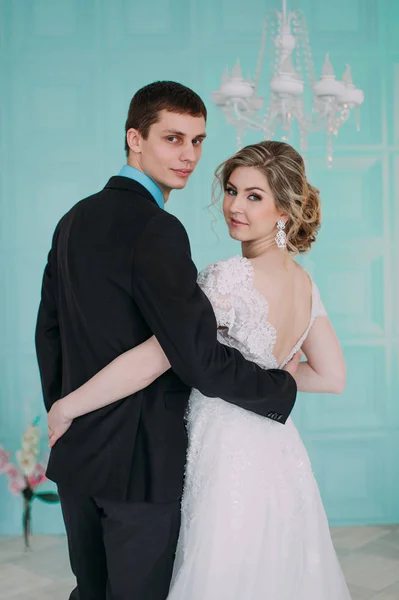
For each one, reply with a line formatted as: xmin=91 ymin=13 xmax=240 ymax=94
xmin=48 ymin=336 xmax=170 ymax=446
xmin=294 ymin=317 xmax=346 ymax=394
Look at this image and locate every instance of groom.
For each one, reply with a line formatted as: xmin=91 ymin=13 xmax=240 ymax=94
xmin=35 ymin=81 xmax=297 ymax=600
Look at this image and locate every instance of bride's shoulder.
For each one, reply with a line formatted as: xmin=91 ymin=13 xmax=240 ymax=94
xmin=198 ymin=255 xmax=253 ymax=290
xmin=293 ymin=265 xmax=327 ymax=318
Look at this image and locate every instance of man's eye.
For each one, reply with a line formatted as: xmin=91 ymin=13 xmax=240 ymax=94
xmin=193 ymin=139 xmax=203 ymax=146
xmin=167 ymin=136 xmax=178 ymax=142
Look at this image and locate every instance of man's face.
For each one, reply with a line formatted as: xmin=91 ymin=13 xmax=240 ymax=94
xmin=128 ymin=110 xmax=206 ymax=199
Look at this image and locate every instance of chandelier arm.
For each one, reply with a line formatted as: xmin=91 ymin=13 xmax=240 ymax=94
xmin=254 ymin=14 xmax=270 ymax=91
xmin=221 ymin=103 xmax=266 ymax=133
xmin=231 ymin=99 xmax=268 ymax=131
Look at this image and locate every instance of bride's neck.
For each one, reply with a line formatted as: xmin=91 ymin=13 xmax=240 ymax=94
xmin=242 ymin=238 xmax=289 ymax=262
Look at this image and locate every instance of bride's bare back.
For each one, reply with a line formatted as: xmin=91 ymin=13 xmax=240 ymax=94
xmin=249 ymin=254 xmax=313 ymax=368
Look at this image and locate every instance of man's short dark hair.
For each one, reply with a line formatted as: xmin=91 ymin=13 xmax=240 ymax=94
xmin=124 ymin=81 xmax=207 ymax=154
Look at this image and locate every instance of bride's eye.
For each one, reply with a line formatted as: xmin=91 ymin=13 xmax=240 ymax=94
xmin=249 ymin=193 xmax=261 ymax=201
xmin=226 ymin=187 xmax=236 ymax=196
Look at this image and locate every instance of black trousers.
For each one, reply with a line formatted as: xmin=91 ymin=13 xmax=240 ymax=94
xmin=59 ymin=488 xmax=181 ymax=600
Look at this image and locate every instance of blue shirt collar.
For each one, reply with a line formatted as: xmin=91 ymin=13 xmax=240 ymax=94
xmin=118 ymin=165 xmax=164 ymax=209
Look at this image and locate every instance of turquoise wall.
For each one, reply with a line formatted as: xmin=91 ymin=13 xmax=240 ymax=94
xmin=1 ymin=0 xmax=398 ymax=534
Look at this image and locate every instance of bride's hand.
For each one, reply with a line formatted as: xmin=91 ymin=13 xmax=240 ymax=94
xmin=48 ymin=399 xmax=73 ymax=447
xmin=283 ymin=351 xmax=303 ymax=378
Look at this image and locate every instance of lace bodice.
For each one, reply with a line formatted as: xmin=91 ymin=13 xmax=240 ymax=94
xmin=197 ymin=255 xmax=326 ymax=370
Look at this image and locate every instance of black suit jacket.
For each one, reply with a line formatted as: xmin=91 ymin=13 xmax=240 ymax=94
xmin=35 ymin=176 xmax=297 ymax=502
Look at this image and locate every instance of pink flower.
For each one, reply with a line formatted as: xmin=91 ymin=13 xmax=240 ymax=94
xmin=27 ymin=463 xmax=47 ymax=489
xmin=6 ymin=466 xmax=26 ymax=496
xmin=0 ymin=446 xmax=11 ymax=474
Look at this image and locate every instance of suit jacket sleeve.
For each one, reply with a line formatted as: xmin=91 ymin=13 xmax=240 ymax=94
xmin=35 ymin=227 xmax=62 ymax=412
xmin=131 ymin=212 xmax=296 ymax=423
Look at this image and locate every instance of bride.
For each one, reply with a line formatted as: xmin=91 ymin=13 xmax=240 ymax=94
xmin=48 ymin=140 xmax=350 ymax=599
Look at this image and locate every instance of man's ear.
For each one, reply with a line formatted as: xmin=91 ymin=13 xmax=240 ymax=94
xmin=126 ymin=128 xmax=142 ymax=155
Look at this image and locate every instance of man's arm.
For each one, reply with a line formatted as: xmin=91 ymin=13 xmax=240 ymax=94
xmin=131 ymin=212 xmax=296 ymax=423
xmin=35 ymin=229 xmax=62 ymax=412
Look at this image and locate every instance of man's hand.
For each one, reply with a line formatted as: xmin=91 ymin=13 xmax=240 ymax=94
xmin=48 ymin=399 xmax=73 ymax=447
xmin=283 ymin=351 xmax=303 ymax=378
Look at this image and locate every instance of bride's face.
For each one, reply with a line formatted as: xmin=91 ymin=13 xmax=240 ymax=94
xmin=222 ymin=166 xmax=285 ymax=244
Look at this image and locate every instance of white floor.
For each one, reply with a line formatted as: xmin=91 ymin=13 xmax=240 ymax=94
xmin=0 ymin=526 xmax=398 ymax=599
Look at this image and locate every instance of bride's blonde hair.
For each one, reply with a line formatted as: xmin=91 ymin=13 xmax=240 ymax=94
xmin=213 ymin=141 xmax=321 ymax=254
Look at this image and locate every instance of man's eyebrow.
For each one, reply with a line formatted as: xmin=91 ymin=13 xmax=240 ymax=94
xmin=162 ymin=129 xmax=207 ymax=138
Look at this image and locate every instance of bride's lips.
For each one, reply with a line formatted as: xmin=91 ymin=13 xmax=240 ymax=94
xmin=171 ymin=169 xmax=193 ymax=178
xmin=230 ymin=217 xmax=248 ymax=227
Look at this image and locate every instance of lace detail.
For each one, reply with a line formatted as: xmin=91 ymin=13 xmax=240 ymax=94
xmin=198 ymin=256 xmax=278 ymax=369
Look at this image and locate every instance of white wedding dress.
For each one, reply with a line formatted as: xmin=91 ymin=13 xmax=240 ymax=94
xmin=167 ymin=256 xmax=351 ymax=600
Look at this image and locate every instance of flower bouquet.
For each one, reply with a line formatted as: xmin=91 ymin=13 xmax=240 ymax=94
xmin=0 ymin=419 xmax=59 ymax=548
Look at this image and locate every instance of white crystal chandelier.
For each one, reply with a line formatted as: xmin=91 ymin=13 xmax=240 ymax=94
xmin=211 ymin=0 xmax=364 ymax=164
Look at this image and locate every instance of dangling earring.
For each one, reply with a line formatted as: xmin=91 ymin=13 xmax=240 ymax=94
xmin=275 ymin=219 xmax=287 ymax=249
